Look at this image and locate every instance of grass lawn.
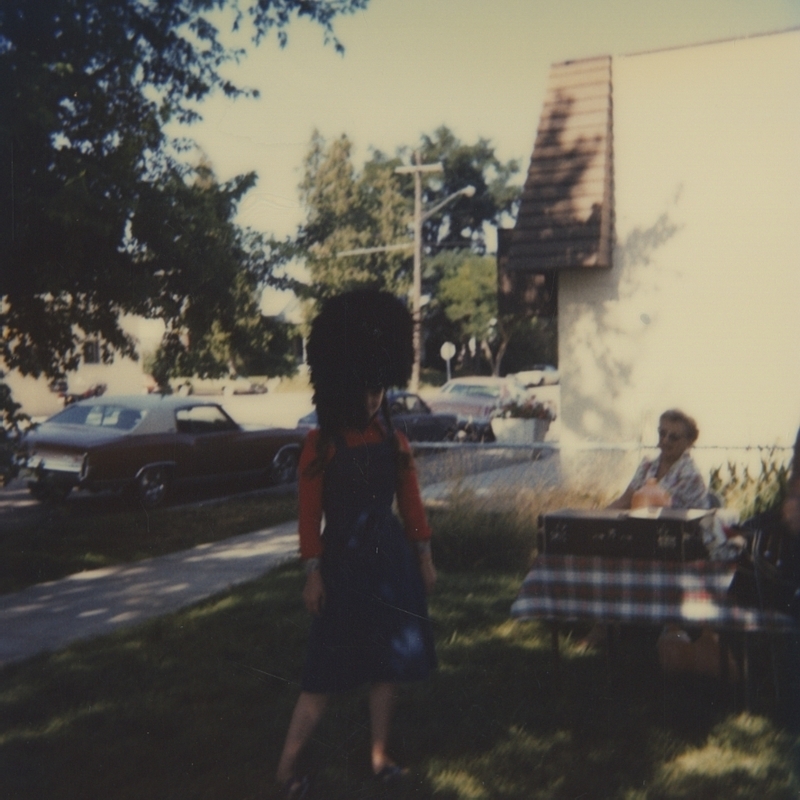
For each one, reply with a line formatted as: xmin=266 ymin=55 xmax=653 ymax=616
xmin=1 ymin=555 xmax=798 ymax=800
xmin=1 ymin=476 xmax=798 ymax=798
xmin=0 ymin=489 xmax=299 ymax=594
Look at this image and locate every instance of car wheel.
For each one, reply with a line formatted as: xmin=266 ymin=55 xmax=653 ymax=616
xmin=271 ymin=447 xmax=299 ymax=486
xmin=459 ymin=423 xmax=475 ymax=442
xmin=29 ymin=480 xmax=71 ymax=503
xmin=136 ymin=466 xmax=171 ymax=508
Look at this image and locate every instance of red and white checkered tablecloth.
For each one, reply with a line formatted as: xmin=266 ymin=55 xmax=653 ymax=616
xmin=511 ymin=555 xmax=796 ymax=632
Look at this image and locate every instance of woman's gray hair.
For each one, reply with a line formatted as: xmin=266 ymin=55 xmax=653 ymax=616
xmin=660 ymin=409 xmax=699 ymax=443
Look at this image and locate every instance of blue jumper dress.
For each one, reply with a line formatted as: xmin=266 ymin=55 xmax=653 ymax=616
xmin=301 ymin=431 xmax=437 ymax=693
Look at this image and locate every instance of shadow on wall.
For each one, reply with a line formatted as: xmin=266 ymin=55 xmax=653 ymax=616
xmin=560 ymin=209 xmax=682 ymax=444
xmin=506 ymin=88 xmax=610 ymax=276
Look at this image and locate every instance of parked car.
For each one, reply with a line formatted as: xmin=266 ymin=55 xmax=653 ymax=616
xmin=59 ymin=382 xmax=108 ymax=406
xmin=297 ymin=391 xmax=458 ymax=443
xmin=19 ymin=395 xmax=305 ymax=507
xmin=513 ymin=364 xmax=559 ymax=387
xmin=427 ymin=377 xmax=528 ymax=441
xmin=221 ymin=377 xmax=268 ymax=396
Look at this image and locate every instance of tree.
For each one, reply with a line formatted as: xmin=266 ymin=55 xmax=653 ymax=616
xmin=436 ymin=252 xmax=552 ymax=377
xmin=295 ymin=131 xmax=411 ymax=301
xmin=0 ymin=0 xmax=368 ymax=425
xmin=291 ymin=127 xmax=522 ymax=350
xmin=146 ymin=264 xmax=299 ymax=388
xmin=436 ymin=253 xmax=509 ymax=376
xmin=409 ymin=126 xmax=521 ymax=255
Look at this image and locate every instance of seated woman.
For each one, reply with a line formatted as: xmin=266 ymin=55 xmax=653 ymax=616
xmin=579 ymin=410 xmax=709 ymax=652
xmin=607 ymin=409 xmax=709 ymax=510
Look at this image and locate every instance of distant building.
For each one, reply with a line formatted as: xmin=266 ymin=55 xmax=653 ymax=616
xmin=4 ymin=316 xmax=165 ymax=418
xmin=4 ymin=292 xmax=304 ymax=418
xmin=503 ymin=28 xmax=800 ymax=484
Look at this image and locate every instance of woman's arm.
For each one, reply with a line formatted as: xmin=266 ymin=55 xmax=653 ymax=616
xmin=297 ymin=431 xmax=325 ymax=560
xmin=607 ymin=485 xmax=635 ymax=509
xmin=607 ymin=458 xmax=650 ymax=509
xmin=297 ymin=430 xmax=328 ymax=613
xmin=416 ymin=540 xmax=437 ymax=594
xmin=302 ymin=566 xmax=326 ymax=615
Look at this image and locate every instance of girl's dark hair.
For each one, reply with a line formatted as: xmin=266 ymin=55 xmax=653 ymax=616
xmin=305 ymin=391 xmax=411 ymax=477
xmin=304 ymin=289 xmax=414 ymax=474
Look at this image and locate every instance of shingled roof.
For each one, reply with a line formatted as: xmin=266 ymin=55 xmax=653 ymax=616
xmin=505 ymin=56 xmax=614 ymax=271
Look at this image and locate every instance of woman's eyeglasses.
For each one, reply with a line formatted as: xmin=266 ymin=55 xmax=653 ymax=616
xmin=658 ymin=429 xmax=685 ymax=442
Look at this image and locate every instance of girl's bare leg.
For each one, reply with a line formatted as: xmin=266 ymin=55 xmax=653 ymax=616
xmin=369 ymin=682 xmax=398 ymax=774
xmin=276 ymin=692 xmax=328 ymax=784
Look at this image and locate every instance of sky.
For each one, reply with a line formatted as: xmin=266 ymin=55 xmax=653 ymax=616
xmin=182 ymin=0 xmax=800 ymax=241
xmin=169 ymin=0 xmax=800 ymax=315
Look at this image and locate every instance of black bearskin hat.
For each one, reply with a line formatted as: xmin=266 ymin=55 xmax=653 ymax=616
xmin=307 ymin=289 xmax=413 ymax=428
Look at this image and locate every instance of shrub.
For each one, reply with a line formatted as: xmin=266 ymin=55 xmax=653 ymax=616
xmin=708 ymin=453 xmax=791 ymax=520
xmin=428 ymin=485 xmax=606 ymax=572
xmin=494 ymin=398 xmax=556 ymax=421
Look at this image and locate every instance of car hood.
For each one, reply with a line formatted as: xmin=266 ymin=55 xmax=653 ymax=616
xmin=24 ymin=424 xmax=129 ymax=450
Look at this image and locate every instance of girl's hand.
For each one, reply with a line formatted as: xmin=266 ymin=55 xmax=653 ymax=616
xmin=303 ymin=569 xmax=326 ymax=615
xmin=419 ymin=553 xmax=437 ymax=594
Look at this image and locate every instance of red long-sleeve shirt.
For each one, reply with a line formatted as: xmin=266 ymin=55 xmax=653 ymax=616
xmin=297 ymin=419 xmax=431 ymax=560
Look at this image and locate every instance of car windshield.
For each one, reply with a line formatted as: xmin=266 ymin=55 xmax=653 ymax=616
xmin=49 ymin=404 xmax=147 ymax=431
xmin=446 ymin=383 xmax=502 ymax=398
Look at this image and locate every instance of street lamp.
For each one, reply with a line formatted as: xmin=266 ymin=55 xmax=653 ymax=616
xmin=337 ymin=153 xmax=475 ymax=391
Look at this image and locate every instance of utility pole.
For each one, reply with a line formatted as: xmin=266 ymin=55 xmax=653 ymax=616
xmin=338 ymin=154 xmax=474 ymax=392
xmin=395 ymin=152 xmax=443 ymax=391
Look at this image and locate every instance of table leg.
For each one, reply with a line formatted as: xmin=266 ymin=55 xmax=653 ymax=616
xmin=549 ymin=622 xmax=561 ymax=685
xmin=742 ymin=632 xmax=752 ymax=711
xmin=719 ymin=631 xmax=752 ymax=711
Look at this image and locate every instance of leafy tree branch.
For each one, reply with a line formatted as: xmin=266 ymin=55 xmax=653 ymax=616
xmin=0 ymin=0 xmax=368 ymax=423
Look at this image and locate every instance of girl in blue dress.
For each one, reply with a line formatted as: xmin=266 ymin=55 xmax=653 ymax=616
xmin=275 ymin=290 xmax=437 ymax=799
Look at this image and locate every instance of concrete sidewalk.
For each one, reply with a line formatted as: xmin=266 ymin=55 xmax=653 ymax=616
xmin=0 ymin=520 xmax=299 ymax=667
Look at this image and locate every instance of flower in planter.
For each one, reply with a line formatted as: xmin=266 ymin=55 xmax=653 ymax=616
xmin=494 ymin=398 xmax=556 ymax=422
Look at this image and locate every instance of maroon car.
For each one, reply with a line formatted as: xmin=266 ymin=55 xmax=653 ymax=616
xmin=20 ymin=394 xmax=305 ymax=507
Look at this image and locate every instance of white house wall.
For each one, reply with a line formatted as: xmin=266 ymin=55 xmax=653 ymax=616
xmin=558 ymin=30 xmax=800 ymax=487
xmin=4 ymin=315 xmax=164 ymax=418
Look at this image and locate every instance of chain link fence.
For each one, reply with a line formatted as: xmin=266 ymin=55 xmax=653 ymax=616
xmin=411 ymin=440 xmax=794 ymax=519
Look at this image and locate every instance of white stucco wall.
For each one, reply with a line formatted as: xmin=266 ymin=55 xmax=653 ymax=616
xmin=4 ymin=316 xmax=164 ymax=418
xmin=558 ymin=30 xmax=800 ymax=487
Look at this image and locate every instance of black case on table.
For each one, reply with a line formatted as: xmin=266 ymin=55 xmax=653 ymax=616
xmin=539 ymin=508 xmax=713 ymax=561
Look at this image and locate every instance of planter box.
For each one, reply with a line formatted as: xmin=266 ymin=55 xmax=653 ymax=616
xmin=490 ymin=417 xmax=550 ymax=446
